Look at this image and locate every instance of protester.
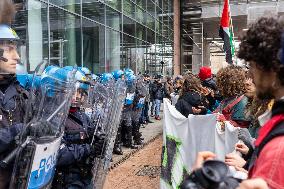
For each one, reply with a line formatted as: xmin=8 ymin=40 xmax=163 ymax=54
xmin=244 ymin=75 xmax=273 ymax=138
xmin=215 ymin=66 xmax=250 ymax=128
xmin=237 ymin=16 xmax=284 ymax=189
xmin=170 ymin=76 xmax=183 ymax=106
xmin=164 ymin=76 xmax=174 ymax=100
xmin=199 ymin=66 xmax=217 ymax=91
xmin=175 ymin=74 xmax=208 ymax=117
xmin=193 ymin=17 xmax=284 ymax=189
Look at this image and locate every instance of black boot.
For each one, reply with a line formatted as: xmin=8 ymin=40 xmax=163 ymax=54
xmin=113 ymin=143 xmax=123 ymax=155
xmin=124 ymin=126 xmax=138 ymax=149
xmin=113 ymin=125 xmax=124 ymax=155
xmin=133 ymin=123 xmax=143 ymax=145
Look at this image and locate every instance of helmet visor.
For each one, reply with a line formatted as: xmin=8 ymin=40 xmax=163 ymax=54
xmin=71 ymin=81 xmax=92 ymax=108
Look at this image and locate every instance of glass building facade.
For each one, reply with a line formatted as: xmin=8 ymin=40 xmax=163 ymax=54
xmin=12 ymin=0 xmax=174 ymax=75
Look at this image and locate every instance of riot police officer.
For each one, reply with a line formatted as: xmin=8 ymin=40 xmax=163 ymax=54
xmin=0 ymin=25 xmax=29 ymax=188
xmin=52 ymin=69 xmax=104 ymax=189
xmin=112 ymin=70 xmax=125 ymax=155
xmin=121 ymin=72 xmax=138 ymax=149
xmin=132 ymin=76 xmax=147 ymax=145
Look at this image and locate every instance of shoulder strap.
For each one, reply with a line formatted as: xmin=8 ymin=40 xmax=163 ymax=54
xmin=15 ymin=84 xmax=29 ymax=99
xmin=223 ymin=95 xmax=244 ymax=113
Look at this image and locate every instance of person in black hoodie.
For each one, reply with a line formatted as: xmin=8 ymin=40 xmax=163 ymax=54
xmin=152 ymin=77 xmax=165 ymax=120
xmin=175 ymin=74 xmax=207 ymax=117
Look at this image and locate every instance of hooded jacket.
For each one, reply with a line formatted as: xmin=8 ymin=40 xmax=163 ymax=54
xmin=175 ymin=91 xmax=207 ymax=117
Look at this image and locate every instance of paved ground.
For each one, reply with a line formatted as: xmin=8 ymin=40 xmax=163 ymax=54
xmin=104 ymin=136 xmax=162 ymax=189
xmin=103 ymin=111 xmax=163 ymax=189
xmin=110 ymin=114 xmax=163 ymax=168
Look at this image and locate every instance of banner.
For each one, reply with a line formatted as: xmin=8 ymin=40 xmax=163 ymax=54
xmin=160 ymin=99 xmax=240 ymax=189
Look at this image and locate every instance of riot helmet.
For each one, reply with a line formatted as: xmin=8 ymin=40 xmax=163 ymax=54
xmin=71 ymin=69 xmax=92 ymax=108
xmin=80 ymin=67 xmax=92 ymax=80
xmin=125 ymin=73 xmax=136 ymax=92
xmin=112 ymin=69 xmax=125 ymax=80
xmin=100 ymin=72 xmax=114 ymax=84
xmin=124 ymin=68 xmax=134 ymax=76
xmin=92 ymin=73 xmax=99 ymax=81
xmin=0 ymin=24 xmax=22 ymax=76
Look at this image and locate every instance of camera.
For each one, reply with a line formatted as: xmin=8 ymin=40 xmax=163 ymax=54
xmin=180 ymin=160 xmax=240 ymax=189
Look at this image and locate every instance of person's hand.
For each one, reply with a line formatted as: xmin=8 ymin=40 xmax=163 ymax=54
xmin=216 ymin=114 xmax=226 ymax=122
xmin=192 ymin=107 xmax=202 ymax=114
xmin=236 ymin=142 xmax=249 ymax=155
xmin=225 ymin=153 xmax=246 ymax=168
xmin=235 ymin=166 xmax=248 ymax=174
xmin=91 ymin=133 xmax=106 ymax=158
xmin=201 ymin=87 xmax=210 ymax=96
xmin=237 ymin=178 xmax=268 ymax=189
xmin=192 ymin=151 xmax=216 ymax=170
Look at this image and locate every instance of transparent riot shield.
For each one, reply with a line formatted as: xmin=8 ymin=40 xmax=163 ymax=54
xmin=91 ymin=79 xmax=126 ymax=189
xmin=136 ymin=75 xmax=147 ymax=97
xmin=5 ymin=62 xmax=76 ymax=189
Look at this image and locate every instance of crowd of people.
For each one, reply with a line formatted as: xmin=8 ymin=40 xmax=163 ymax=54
xmin=171 ymin=17 xmax=284 ymax=189
xmin=2 ymin=0 xmax=284 ymax=189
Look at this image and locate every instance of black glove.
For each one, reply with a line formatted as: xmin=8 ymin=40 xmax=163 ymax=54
xmin=0 ymin=124 xmax=24 ymax=154
xmin=90 ymin=133 xmax=106 ymax=158
xmin=24 ymin=120 xmax=56 ymax=138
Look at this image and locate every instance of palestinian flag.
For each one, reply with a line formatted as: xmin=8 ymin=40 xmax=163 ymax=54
xmin=219 ymin=0 xmax=235 ymax=64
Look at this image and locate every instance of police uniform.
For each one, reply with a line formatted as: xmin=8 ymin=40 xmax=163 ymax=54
xmin=0 ymin=78 xmax=28 ymax=189
xmin=52 ymin=108 xmax=102 ymax=189
xmin=132 ymin=80 xmax=147 ymax=145
xmin=120 ymin=84 xmax=136 ymax=149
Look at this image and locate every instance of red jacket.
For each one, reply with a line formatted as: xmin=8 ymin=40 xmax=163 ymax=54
xmin=249 ymin=101 xmax=284 ymax=189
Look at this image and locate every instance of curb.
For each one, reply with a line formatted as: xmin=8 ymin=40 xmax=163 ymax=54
xmin=110 ymin=132 xmax=162 ymax=170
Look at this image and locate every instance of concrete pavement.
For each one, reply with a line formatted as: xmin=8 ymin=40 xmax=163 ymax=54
xmin=111 ymin=114 xmax=163 ymax=169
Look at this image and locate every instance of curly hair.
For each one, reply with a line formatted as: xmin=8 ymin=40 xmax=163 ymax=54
xmin=216 ymin=66 xmax=246 ymax=98
xmin=238 ymin=17 xmax=284 ymax=85
xmin=180 ymin=74 xmax=202 ymax=96
xmin=0 ymin=0 xmax=15 ymax=24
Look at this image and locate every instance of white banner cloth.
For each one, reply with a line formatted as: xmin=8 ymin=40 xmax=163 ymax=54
xmin=160 ymin=99 xmax=240 ymax=189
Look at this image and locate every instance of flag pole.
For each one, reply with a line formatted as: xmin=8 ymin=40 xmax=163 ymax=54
xmin=228 ymin=0 xmax=237 ymax=65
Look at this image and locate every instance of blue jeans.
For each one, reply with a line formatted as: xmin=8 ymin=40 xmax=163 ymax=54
xmin=141 ymin=101 xmax=149 ymax=122
xmin=150 ymin=100 xmax=155 ymax=115
xmin=154 ymin=99 xmax=161 ymax=117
